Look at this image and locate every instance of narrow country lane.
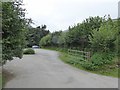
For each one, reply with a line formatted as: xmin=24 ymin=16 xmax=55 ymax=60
xmin=3 ymin=49 xmax=118 ymax=88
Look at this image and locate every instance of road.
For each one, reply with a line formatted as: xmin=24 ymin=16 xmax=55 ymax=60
xmin=3 ymin=49 xmax=118 ymax=88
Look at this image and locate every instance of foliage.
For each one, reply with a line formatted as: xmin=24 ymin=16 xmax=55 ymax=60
xmin=91 ymin=52 xmax=114 ymax=65
xmin=0 ymin=74 xmax=2 ymax=89
xmin=41 ymin=16 xmax=119 ymax=77
xmin=58 ymin=31 xmax=67 ymax=47
xmin=40 ymin=16 xmax=119 ymax=71
xmin=71 ymin=52 xmax=114 ymax=71
xmin=89 ymin=18 xmax=118 ymax=52
xmin=2 ymin=2 xmax=30 ymax=64
xmin=40 ymin=31 xmax=62 ymax=47
xmin=40 ymin=34 xmax=52 ymax=47
xmin=64 ymin=16 xmax=104 ymax=48
xmin=40 ymin=16 xmax=104 ymax=49
xmin=117 ymin=18 xmax=120 ymax=57
xmin=23 ymin=48 xmax=35 ymax=54
xmin=81 ymin=62 xmax=99 ymax=71
xmin=59 ymin=51 xmax=119 ymax=77
xmin=26 ymin=25 xmax=50 ymax=47
xmin=51 ymin=31 xmax=62 ymax=46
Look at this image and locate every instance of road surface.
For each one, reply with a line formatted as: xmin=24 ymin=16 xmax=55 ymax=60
xmin=3 ymin=49 xmax=118 ymax=88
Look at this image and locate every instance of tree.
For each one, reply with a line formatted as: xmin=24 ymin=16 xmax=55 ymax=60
xmin=51 ymin=31 xmax=62 ymax=46
xmin=2 ymin=2 xmax=30 ymax=64
xmin=40 ymin=31 xmax=62 ymax=47
xmin=58 ymin=31 xmax=67 ymax=47
xmin=26 ymin=25 xmax=49 ymax=47
xmin=116 ymin=18 xmax=120 ymax=56
xmin=64 ymin=16 xmax=104 ymax=49
xmin=40 ymin=34 xmax=52 ymax=47
xmin=89 ymin=18 xmax=118 ymax=52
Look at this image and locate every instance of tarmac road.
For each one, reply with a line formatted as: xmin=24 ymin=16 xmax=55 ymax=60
xmin=3 ymin=49 xmax=118 ymax=88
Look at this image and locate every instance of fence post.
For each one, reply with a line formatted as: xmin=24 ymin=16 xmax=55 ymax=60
xmin=87 ymin=52 xmax=90 ymax=60
xmin=67 ymin=49 xmax=91 ymax=61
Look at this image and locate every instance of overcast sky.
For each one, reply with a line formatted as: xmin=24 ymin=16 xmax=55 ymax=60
xmin=23 ymin=0 xmax=119 ymax=32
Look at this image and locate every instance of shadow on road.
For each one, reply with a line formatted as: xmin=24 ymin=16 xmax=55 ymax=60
xmin=2 ymin=69 xmax=16 ymax=87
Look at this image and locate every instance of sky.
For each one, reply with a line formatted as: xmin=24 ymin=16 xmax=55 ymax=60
xmin=23 ymin=0 xmax=119 ymax=32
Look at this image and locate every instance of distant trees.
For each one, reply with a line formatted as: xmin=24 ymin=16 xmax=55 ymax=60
xmin=40 ymin=16 xmax=119 ymax=54
xmin=40 ymin=16 xmax=104 ymax=49
xmin=26 ymin=25 xmax=50 ymax=47
xmin=58 ymin=32 xmax=67 ymax=47
xmin=65 ymin=16 xmax=103 ymax=48
xmin=51 ymin=31 xmax=62 ymax=46
xmin=40 ymin=31 xmax=62 ymax=47
xmin=39 ymin=16 xmax=119 ymax=71
xmin=40 ymin=34 xmax=52 ymax=47
xmin=2 ymin=2 xmax=30 ymax=64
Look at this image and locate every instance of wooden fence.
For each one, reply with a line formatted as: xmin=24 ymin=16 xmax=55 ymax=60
xmin=68 ymin=49 xmax=91 ymax=61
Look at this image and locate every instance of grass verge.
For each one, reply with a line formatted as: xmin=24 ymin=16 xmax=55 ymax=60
xmin=59 ymin=52 xmax=119 ymax=78
xmin=0 ymin=72 xmax=6 ymax=88
xmin=43 ymin=47 xmax=119 ymax=78
xmin=0 ymin=74 xmax=2 ymax=89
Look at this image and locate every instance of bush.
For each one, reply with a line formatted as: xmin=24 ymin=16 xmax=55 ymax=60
xmin=81 ymin=62 xmax=99 ymax=71
xmin=91 ymin=52 xmax=114 ymax=66
xmin=40 ymin=34 xmax=52 ymax=47
xmin=89 ymin=19 xmax=117 ymax=52
xmin=81 ymin=52 xmax=115 ymax=71
xmin=23 ymin=48 xmax=35 ymax=54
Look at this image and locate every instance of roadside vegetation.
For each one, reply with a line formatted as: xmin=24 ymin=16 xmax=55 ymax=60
xmin=0 ymin=74 xmax=2 ymax=89
xmin=44 ymin=47 xmax=119 ymax=78
xmin=25 ymin=25 xmax=50 ymax=48
xmin=1 ymin=1 xmax=31 ymax=87
xmin=40 ymin=16 xmax=120 ymax=78
xmin=60 ymin=52 xmax=119 ymax=78
xmin=1 ymin=2 xmax=49 ymax=65
xmin=2 ymin=2 xmax=30 ymax=64
xmin=1 ymin=1 xmax=49 ymax=86
xmin=23 ymin=48 xmax=35 ymax=55
xmin=1 ymin=1 xmax=120 ymax=88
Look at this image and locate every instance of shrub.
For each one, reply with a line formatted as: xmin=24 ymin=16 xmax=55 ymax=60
xmin=81 ymin=52 xmax=115 ymax=71
xmin=81 ymin=62 xmax=99 ymax=71
xmin=23 ymin=48 xmax=35 ymax=54
xmin=40 ymin=34 xmax=52 ymax=47
xmin=89 ymin=19 xmax=117 ymax=52
xmin=91 ymin=52 xmax=114 ymax=66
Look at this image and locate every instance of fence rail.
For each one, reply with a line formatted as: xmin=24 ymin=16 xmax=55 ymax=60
xmin=68 ymin=49 xmax=91 ymax=61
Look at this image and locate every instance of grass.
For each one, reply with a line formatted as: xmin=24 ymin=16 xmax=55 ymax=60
xmin=0 ymin=74 xmax=2 ymax=89
xmin=59 ymin=52 xmax=120 ymax=78
xmin=0 ymin=72 xmax=7 ymax=89
xmin=43 ymin=47 xmax=119 ymax=78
